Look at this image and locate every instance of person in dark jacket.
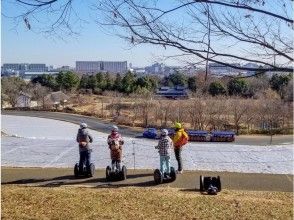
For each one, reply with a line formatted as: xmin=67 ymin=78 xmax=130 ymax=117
xmin=76 ymin=122 xmax=93 ymax=173
xmin=172 ymin=122 xmax=188 ymax=174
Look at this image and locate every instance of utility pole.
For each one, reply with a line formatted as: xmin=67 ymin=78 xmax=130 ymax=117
xmin=132 ymin=140 xmax=136 ymax=172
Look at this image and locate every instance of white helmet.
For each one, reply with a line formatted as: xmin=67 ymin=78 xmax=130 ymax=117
xmin=111 ymin=125 xmax=118 ymax=132
xmin=161 ymin=129 xmax=168 ymax=136
xmin=80 ymin=122 xmax=87 ymax=128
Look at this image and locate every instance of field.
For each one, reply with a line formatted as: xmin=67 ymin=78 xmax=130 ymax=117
xmin=2 ymin=185 xmax=293 ymax=220
xmin=67 ymin=93 xmax=293 ymax=134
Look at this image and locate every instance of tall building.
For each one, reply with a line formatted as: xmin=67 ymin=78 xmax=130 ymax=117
xmin=28 ymin=64 xmax=48 ymax=72
xmin=2 ymin=63 xmax=48 ymax=76
xmin=76 ymin=61 xmax=127 ymax=74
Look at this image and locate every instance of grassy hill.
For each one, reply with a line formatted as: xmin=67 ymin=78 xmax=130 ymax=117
xmin=2 ymin=185 xmax=293 ymax=220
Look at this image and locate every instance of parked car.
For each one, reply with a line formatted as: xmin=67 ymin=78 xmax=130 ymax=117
xmin=143 ymin=128 xmax=158 ymax=139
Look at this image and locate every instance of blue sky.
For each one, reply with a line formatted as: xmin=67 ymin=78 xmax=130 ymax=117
xmin=1 ymin=0 xmax=176 ymax=68
xmin=1 ymin=0 xmax=292 ymax=68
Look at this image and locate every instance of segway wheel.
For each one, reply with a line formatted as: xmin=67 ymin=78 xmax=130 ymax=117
xmin=106 ymin=166 xmax=111 ymax=181
xmin=121 ymin=165 xmax=127 ymax=180
xmin=74 ymin=163 xmax=79 ymax=178
xmin=199 ymin=175 xmax=204 ymax=191
xmin=170 ymin=167 xmax=176 ymax=182
xmin=217 ymin=176 xmax=221 ymax=191
xmin=88 ymin=163 xmax=95 ymax=177
xmin=154 ymin=169 xmax=163 ymax=185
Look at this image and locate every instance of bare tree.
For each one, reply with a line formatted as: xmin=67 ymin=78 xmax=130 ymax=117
xmin=1 ymin=77 xmax=27 ymax=108
xmin=97 ymin=0 xmax=293 ymax=74
xmin=227 ymin=98 xmax=249 ymax=134
xmin=6 ymin=0 xmax=293 ymax=74
xmin=188 ymin=97 xmax=209 ymax=130
xmin=31 ymin=83 xmax=50 ymax=109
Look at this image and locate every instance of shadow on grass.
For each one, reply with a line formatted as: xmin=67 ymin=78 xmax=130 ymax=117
xmin=1 ymin=172 xmax=157 ymax=188
xmin=126 ymin=173 xmax=153 ymax=179
xmin=180 ymin=188 xmax=200 ymax=192
xmin=2 ymin=175 xmax=107 ymax=187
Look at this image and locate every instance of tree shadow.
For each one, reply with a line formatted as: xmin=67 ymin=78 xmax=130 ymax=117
xmin=1 ymin=175 xmax=106 ymax=187
xmin=2 ymin=172 xmax=156 ymax=188
xmin=94 ymin=180 xmax=156 ymax=188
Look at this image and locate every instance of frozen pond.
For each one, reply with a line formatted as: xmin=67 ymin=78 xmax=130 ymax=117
xmin=1 ymin=115 xmax=293 ymax=174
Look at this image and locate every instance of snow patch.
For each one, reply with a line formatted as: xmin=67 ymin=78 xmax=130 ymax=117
xmin=2 ymin=115 xmax=293 ymax=174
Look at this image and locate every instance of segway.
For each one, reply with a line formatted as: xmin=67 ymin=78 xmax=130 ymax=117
xmin=199 ymin=175 xmax=221 ymax=195
xmin=105 ymin=162 xmax=127 ymax=181
xmin=74 ymin=162 xmax=95 ymax=178
xmin=154 ymin=167 xmax=176 ymax=184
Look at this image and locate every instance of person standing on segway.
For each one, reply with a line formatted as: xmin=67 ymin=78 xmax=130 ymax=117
xmin=107 ymin=125 xmax=124 ymax=171
xmin=172 ymin=122 xmax=188 ymax=174
xmin=76 ymin=122 xmax=93 ymax=174
xmin=155 ymin=129 xmax=173 ymax=177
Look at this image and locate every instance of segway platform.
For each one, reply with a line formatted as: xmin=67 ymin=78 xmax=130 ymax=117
xmin=199 ymin=175 xmax=221 ymax=195
xmin=74 ymin=163 xmax=95 ymax=178
xmin=106 ymin=165 xmax=127 ymax=181
xmin=154 ymin=167 xmax=176 ymax=184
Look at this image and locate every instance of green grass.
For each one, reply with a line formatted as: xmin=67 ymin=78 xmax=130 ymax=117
xmin=2 ymin=185 xmax=293 ymax=220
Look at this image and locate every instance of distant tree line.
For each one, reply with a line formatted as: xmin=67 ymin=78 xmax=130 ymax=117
xmin=1 ymin=70 xmax=292 ymax=108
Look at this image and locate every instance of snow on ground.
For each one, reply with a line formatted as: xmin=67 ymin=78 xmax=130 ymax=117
xmin=1 ymin=115 xmax=293 ymax=174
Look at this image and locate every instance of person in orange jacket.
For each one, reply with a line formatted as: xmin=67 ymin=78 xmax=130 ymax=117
xmin=172 ymin=122 xmax=188 ymax=174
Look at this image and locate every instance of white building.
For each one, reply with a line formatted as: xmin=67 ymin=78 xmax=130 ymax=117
xmin=76 ymin=61 xmax=127 ymax=74
xmin=208 ymin=63 xmax=243 ymax=76
xmin=22 ymin=72 xmax=59 ymax=81
xmin=2 ymin=63 xmax=48 ymax=75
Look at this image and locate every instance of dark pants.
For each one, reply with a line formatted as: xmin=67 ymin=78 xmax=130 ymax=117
xmin=112 ymin=159 xmax=121 ymax=171
xmin=79 ymin=150 xmax=91 ymax=173
xmin=174 ymin=148 xmax=183 ymax=171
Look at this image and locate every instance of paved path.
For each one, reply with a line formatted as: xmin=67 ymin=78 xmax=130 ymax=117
xmin=2 ymin=167 xmax=293 ymax=192
xmin=2 ymin=110 xmax=293 ymax=145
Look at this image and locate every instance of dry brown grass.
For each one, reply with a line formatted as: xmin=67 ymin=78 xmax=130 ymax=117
xmin=2 ymin=185 xmax=293 ymax=220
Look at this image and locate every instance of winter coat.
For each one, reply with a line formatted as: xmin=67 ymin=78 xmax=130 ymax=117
xmin=156 ymin=135 xmax=173 ymax=156
xmin=76 ymin=128 xmax=93 ymax=152
xmin=107 ymin=131 xmax=124 ymax=160
xmin=172 ymin=128 xmax=188 ymax=149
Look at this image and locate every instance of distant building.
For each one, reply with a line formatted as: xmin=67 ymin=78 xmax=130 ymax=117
xmin=156 ymin=86 xmax=188 ymax=99
xmin=209 ymin=63 xmax=242 ymax=75
xmin=2 ymin=63 xmax=48 ymax=76
xmin=243 ymin=63 xmax=260 ymax=76
xmin=133 ymin=67 xmax=146 ymax=75
xmin=55 ymin=66 xmax=71 ymax=71
xmin=22 ymin=71 xmax=59 ymax=81
xmin=145 ymin=63 xmax=179 ymax=75
xmin=28 ymin=64 xmax=48 ymax=72
xmin=76 ymin=61 xmax=128 ymax=74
